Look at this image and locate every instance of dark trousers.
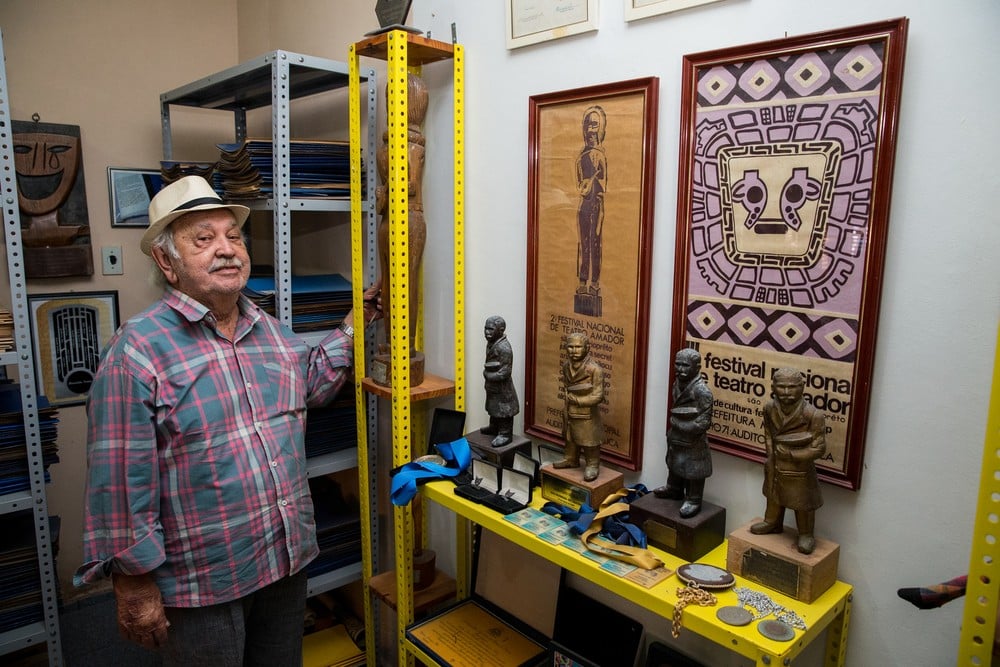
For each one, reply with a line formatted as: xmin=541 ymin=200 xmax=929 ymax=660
xmin=161 ymin=570 xmax=307 ymax=667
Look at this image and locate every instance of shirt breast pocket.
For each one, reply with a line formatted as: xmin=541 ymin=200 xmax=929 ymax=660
xmin=259 ymin=361 xmax=305 ymax=416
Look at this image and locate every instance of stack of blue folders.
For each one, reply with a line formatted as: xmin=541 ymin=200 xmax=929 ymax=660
xmin=243 ymin=273 xmax=352 ymax=333
xmin=0 ymin=511 xmax=59 ymax=633
xmin=305 ymin=476 xmax=361 ymax=578
xmin=0 ymin=384 xmax=59 ymax=496
xmin=215 ymin=139 xmax=360 ymax=200
xmin=305 ymin=388 xmax=357 ymax=459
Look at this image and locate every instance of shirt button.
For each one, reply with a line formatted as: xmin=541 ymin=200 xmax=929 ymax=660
xmin=271 ymin=461 xmax=278 ymax=468
xmin=280 ymin=499 xmax=288 ymax=506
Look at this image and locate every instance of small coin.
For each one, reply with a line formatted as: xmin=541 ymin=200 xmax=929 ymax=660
xmin=716 ymin=606 xmax=753 ymax=626
xmin=757 ymin=619 xmax=795 ymax=641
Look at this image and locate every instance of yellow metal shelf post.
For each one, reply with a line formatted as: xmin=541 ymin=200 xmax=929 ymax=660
xmin=351 ymin=29 xmax=464 ymax=666
xmin=959 ymin=324 xmax=1000 ymax=665
xmin=450 ymin=43 xmax=471 ymax=601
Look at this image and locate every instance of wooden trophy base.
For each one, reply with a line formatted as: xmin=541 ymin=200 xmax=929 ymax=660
xmin=628 ymin=493 xmax=726 ymax=562
xmin=369 ymin=350 xmax=425 ymax=387
xmin=540 ymin=463 xmax=622 ymax=511
xmin=464 ymin=429 xmax=531 ymax=468
xmin=726 ymin=518 xmax=839 ymax=603
xmin=412 ymin=548 xmax=437 ymax=591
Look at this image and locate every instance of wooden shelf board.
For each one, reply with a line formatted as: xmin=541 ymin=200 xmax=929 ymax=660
xmin=354 ymin=32 xmax=454 ymax=65
xmin=361 ymin=373 xmax=455 ymax=401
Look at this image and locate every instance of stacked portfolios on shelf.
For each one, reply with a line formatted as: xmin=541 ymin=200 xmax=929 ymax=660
xmin=215 ymin=139 xmax=358 ymax=199
xmin=0 ymin=306 xmax=13 ymax=351
xmin=243 ymin=273 xmax=353 ymax=334
xmin=0 ymin=511 xmax=60 ymax=633
xmin=304 ymin=390 xmax=358 ymax=459
xmin=306 ymin=476 xmax=361 ymax=579
xmin=0 ymin=385 xmax=59 ymax=495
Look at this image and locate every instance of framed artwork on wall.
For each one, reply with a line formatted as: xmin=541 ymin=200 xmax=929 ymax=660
xmin=624 ymin=0 xmax=726 ymax=22
xmin=108 ymin=167 xmax=164 ymax=228
xmin=669 ymin=18 xmax=909 ymax=489
xmin=505 ymin=0 xmax=599 ymax=49
xmin=28 ymin=291 xmax=120 ymax=407
xmin=13 ymin=119 xmax=94 ymax=278
xmin=525 ymin=77 xmax=659 ymax=472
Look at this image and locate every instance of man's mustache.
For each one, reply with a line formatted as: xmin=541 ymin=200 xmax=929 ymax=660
xmin=209 ymin=258 xmax=245 ymax=272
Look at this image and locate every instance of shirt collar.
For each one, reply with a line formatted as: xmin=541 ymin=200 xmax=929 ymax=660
xmin=162 ymin=287 xmax=262 ymax=329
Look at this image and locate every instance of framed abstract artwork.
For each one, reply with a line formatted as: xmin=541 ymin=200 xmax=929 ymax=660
xmin=525 ymin=77 xmax=659 ymax=472
xmin=28 ymin=291 xmax=120 ymax=407
xmin=669 ymin=18 xmax=909 ymax=489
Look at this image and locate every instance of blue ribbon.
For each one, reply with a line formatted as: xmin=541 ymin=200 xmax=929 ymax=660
xmin=390 ymin=437 xmax=473 ymax=506
xmin=542 ymin=484 xmax=651 ymax=548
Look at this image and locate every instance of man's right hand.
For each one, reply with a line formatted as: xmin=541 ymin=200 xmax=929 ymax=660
xmin=112 ymin=572 xmax=169 ymax=649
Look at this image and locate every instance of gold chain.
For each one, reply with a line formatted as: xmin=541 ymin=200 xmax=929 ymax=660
xmin=672 ymin=583 xmax=717 ymax=638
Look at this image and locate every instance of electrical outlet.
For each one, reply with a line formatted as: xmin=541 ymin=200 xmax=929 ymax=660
xmin=101 ymin=246 xmax=123 ymax=275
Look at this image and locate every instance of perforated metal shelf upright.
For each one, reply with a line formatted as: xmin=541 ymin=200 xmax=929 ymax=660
xmin=349 ymin=30 xmax=466 ymax=666
xmin=159 ymin=49 xmax=380 ymax=600
xmin=0 ymin=29 xmax=64 ymax=666
xmin=959 ymin=325 xmax=1000 ymax=666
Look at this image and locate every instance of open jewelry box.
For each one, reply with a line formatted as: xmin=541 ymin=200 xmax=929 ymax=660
xmin=455 ymin=459 xmax=533 ymax=515
xmin=483 ymin=466 xmax=533 ymax=515
xmin=454 ymin=459 xmax=500 ymax=504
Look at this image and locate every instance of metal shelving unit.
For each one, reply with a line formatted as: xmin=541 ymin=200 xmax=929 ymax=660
xmin=160 ymin=49 xmax=379 ymax=604
xmin=349 ymin=29 xmax=465 ymax=666
xmin=0 ymin=29 xmax=63 ymax=666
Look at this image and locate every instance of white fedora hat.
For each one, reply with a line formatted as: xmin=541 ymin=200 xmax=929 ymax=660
xmin=141 ymin=175 xmax=250 ymax=256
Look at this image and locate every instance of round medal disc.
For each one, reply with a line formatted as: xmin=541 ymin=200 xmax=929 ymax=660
xmin=757 ymin=619 xmax=795 ymax=641
xmin=676 ymin=563 xmax=736 ymax=589
xmin=716 ymin=606 xmax=753 ymax=626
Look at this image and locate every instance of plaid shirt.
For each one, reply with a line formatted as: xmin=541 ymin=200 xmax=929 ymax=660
xmin=74 ymin=288 xmax=352 ymax=607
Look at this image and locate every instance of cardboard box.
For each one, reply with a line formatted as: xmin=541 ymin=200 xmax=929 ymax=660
xmin=627 ymin=492 xmax=726 ymax=562
xmin=726 ymin=519 xmax=839 ymax=603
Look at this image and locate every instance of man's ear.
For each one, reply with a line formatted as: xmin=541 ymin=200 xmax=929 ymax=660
xmin=151 ymin=246 xmax=178 ymax=285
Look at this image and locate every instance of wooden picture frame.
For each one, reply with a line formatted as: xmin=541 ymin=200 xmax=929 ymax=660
xmin=670 ymin=18 xmax=909 ymax=489
xmin=525 ymin=77 xmax=659 ymax=472
xmin=624 ymin=0 xmax=726 ymax=22
xmin=505 ymin=0 xmax=599 ymax=50
xmin=28 ymin=291 xmax=120 ymax=407
xmin=108 ymin=167 xmax=164 ymax=228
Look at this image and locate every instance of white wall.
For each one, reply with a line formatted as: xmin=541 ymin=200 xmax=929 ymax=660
xmin=411 ymin=1 xmax=1000 ymax=665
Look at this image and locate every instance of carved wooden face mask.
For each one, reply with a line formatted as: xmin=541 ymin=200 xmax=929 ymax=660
xmin=13 ymin=132 xmax=80 ymax=215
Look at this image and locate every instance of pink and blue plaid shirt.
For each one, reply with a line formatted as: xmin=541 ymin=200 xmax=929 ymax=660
xmin=74 ymin=288 xmax=352 ymax=607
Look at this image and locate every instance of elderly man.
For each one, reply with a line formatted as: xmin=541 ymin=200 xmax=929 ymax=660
xmin=74 ymin=176 xmax=381 ymax=665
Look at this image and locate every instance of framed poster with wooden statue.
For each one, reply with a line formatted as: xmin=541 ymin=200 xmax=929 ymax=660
xmin=525 ymin=77 xmax=659 ymax=472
